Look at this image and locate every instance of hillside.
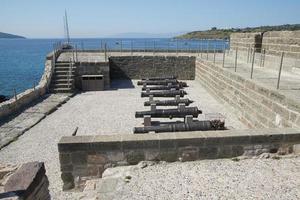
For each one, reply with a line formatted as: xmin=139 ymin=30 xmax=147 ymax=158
xmin=0 ymin=32 xmax=25 ymax=39
xmin=175 ymin=24 xmax=300 ymax=40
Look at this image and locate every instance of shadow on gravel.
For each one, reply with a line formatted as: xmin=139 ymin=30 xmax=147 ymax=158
xmin=0 ymin=94 xmax=51 ymax=126
xmin=108 ymin=79 xmax=135 ymax=90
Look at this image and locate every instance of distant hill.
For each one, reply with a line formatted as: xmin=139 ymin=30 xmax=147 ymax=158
xmin=175 ymin=24 xmax=300 ymax=40
xmin=0 ymin=32 xmax=25 ymax=39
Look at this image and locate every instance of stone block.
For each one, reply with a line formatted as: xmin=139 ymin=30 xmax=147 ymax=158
xmin=218 ymin=146 xmax=233 ymax=158
xmin=178 ymin=146 xmax=199 ymax=162
xmin=61 ymin=172 xmax=74 ymax=190
xmin=59 ymin=153 xmax=71 ymax=165
xmin=198 ymin=146 xmax=218 ymax=159
xmin=87 ymin=154 xmax=107 ymax=165
xmin=71 ymin=151 xmax=87 ymax=165
xmin=125 ymin=151 xmax=145 ymax=165
xmin=159 ymin=150 xmax=178 ymax=162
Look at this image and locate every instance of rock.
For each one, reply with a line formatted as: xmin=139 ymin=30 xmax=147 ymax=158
xmin=0 ymin=95 xmax=9 ymax=103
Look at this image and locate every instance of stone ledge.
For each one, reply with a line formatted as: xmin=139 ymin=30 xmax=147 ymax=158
xmin=58 ymin=128 xmax=300 ymax=190
xmin=58 ymin=128 xmax=300 ymax=152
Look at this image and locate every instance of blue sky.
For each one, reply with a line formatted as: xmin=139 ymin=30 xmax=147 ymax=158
xmin=1 ymin=0 xmax=300 ymax=38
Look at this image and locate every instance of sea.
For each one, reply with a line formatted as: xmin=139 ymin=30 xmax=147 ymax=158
xmin=0 ymin=38 xmax=229 ymax=97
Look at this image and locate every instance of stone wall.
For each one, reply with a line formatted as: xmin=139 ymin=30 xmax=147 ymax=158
xmin=262 ymin=31 xmax=300 ymax=58
xmin=230 ymin=32 xmax=262 ymax=52
xmin=75 ymin=62 xmax=110 ymax=89
xmin=58 ymin=128 xmax=300 ymax=190
xmin=109 ymin=56 xmax=195 ymax=80
xmin=0 ymin=162 xmax=50 ymax=200
xmin=196 ymin=60 xmax=300 ymax=128
xmin=0 ymin=51 xmax=57 ymax=120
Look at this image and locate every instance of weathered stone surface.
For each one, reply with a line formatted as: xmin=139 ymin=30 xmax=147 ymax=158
xmin=109 ymin=56 xmax=195 ymax=80
xmin=2 ymin=162 xmax=50 ymax=200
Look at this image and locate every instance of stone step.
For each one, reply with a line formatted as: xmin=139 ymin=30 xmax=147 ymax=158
xmin=55 ymin=67 xmax=75 ymax=71
xmin=55 ymin=62 xmax=71 ymax=66
xmin=52 ymin=79 xmax=74 ymax=84
xmin=50 ymin=88 xmax=74 ymax=93
xmin=53 ymin=74 xmax=75 ymax=79
xmin=55 ymin=71 xmax=75 ymax=75
xmin=50 ymin=83 xmax=73 ymax=88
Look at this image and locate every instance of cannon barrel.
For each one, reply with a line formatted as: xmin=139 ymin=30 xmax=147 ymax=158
xmin=142 ymin=85 xmax=183 ymax=91
xmin=141 ymin=90 xmax=187 ymax=97
xmin=144 ymin=99 xmax=194 ymax=106
xmin=137 ymin=80 xmax=187 ymax=87
xmin=142 ymin=76 xmax=177 ymax=80
xmin=133 ymin=120 xmax=225 ymax=133
xmin=135 ymin=107 xmax=202 ymax=118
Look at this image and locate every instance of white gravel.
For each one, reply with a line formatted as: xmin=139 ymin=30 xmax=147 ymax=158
xmin=0 ymin=80 xmax=245 ymax=199
xmin=113 ymin=157 xmax=300 ymax=200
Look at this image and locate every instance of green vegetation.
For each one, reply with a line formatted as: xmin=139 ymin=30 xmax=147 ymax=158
xmin=0 ymin=32 xmax=25 ymax=39
xmin=175 ymin=24 xmax=300 ymax=40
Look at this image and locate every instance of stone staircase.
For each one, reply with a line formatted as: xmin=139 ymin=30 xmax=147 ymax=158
xmin=50 ymin=62 xmax=75 ymax=93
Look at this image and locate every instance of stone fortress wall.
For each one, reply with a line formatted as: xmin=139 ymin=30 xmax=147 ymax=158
xmin=230 ymin=32 xmax=262 ymax=52
xmin=195 ymin=59 xmax=300 ymax=129
xmin=109 ymin=56 xmax=195 ymax=80
xmin=229 ymin=31 xmax=300 ymax=72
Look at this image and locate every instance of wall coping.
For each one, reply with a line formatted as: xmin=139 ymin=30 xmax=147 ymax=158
xmin=58 ymin=128 xmax=300 ymax=152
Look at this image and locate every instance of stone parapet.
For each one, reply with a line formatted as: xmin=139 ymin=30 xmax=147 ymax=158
xmin=109 ymin=56 xmax=195 ymax=80
xmin=230 ymin=32 xmax=262 ymax=52
xmin=58 ymin=128 xmax=300 ymax=190
xmin=196 ymin=60 xmax=300 ymax=128
xmin=262 ymin=31 xmax=300 ymax=58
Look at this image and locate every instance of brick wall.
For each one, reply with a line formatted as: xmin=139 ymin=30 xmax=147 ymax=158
xmin=109 ymin=56 xmax=195 ymax=80
xmin=196 ymin=60 xmax=300 ymax=128
xmin=262 ymin=31 xmax=300 ymax=58
xmin=58 ymin=128 xmax=300 ymax=190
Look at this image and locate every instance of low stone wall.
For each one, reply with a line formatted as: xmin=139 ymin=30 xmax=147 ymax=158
xmin=262 ymin=31 xmax=300 ymax=58
xmin=75 ymin=62 xmax=110 ymax=89
xmin=0 ymin=52 xmax=56 ymax=121
xmin=58 ymin=128 xmax=300 ymax=190
xmin=196 ymin=60 xmax=300 ymax=128
xmin=109 ymin=56 xmax=195 ymax=80
xmin=0 ymin=162 xmax=50 ymax=200
xmin=230 ymin=32 xmax=262 ymax=52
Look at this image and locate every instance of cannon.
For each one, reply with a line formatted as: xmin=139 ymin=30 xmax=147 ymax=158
xmin=142 ymin=85 xmax=183 ymax=91
xmin=144 ymin=99 xmax=194 ymax=106
xmin=135 ymin=107 xmax=202 ymax=118
xmin=133 ymin=120 xmax=225 ymax=133
xmin=141 ymin=90 xmax=187 ymax=97
xmin=137 ymin=80 xmax=188 ymax=87
xmin=142 ymin=76 xmax=177 ymax=80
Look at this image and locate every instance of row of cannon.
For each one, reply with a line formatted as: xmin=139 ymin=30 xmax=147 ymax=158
xmin=134 ymin=76 xmax=225 ymax=133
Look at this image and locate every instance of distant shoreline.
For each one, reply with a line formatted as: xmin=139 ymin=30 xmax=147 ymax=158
xmin=0 ymin=32 xmax=25 ymax=39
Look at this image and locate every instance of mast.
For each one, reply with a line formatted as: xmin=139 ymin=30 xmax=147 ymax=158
xmin=64 ymin=9 xmax=70 ymax=44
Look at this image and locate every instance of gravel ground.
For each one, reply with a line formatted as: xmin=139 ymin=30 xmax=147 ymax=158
xmin=0 ymin=80 xmax=245 ymax=199
xmin=113 ymin=157 xmax=300 ymax=200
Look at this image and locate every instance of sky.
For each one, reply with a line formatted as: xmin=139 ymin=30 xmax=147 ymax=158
xmin=1 ymin=0 xmax=300 ymax=38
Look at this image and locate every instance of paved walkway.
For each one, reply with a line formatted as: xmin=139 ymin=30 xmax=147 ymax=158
xmin=0 ymin=94 xmax=71 ymax=149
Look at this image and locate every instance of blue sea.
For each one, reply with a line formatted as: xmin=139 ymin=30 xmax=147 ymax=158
xmin=0 ymin=38 xmax=228 ymax=97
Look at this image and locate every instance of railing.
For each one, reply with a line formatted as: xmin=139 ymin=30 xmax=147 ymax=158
xmin=69 ymin=39 xmax=230 ymax=53
xmin=200 ymin=43 xmax=300 ymax=90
